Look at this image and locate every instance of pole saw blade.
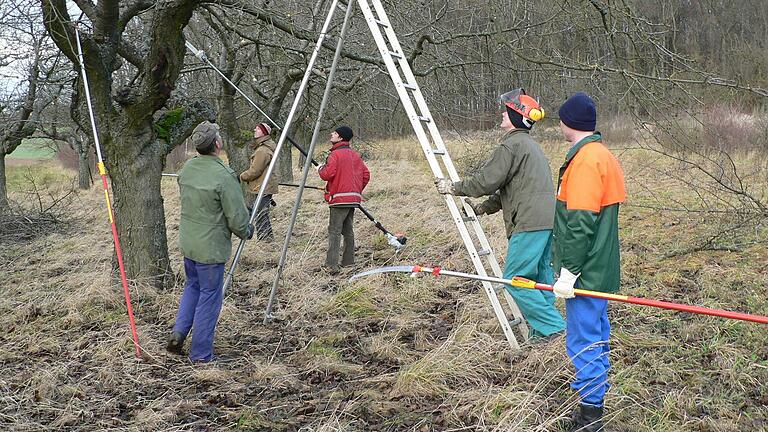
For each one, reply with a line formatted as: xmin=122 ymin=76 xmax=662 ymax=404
xmin=349 ymin=265 xmax=418 ymax=281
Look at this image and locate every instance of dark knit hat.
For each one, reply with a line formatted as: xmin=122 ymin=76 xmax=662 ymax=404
xmin=334 ymin=125 xmax=353 ymax=141
xmin=190 ymin=121 xmax=220 ymax=154
xmin=558 ymin=92 xmax=596 ymax=131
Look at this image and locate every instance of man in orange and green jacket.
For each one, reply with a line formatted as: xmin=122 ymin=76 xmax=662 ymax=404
xmin=552 ymin=92 xmax=626 ymax=432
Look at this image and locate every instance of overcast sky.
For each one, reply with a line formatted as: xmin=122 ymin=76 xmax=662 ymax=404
xmin=1 ymin=1 xmax=83 ymax=96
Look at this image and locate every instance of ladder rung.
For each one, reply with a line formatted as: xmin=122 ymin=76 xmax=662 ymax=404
xmin=431 ymin=148 xmax=445 ymax=155
xmin=508 ymin=317 xmax=523 ymax=326
xmin=462 ymin=216 xmax=476 ymax=223
xmin=374 ymin=18 xmax=389 ymax=28
xmin=477 ymin=249 xmax=491 ymax=256
xmin=403 ymin=83 xmax=417 ymax=90
xmin=418 ymin=116 xmax=431 ymax=123
xmin=389 ymin=51 xmax=403 ymax=59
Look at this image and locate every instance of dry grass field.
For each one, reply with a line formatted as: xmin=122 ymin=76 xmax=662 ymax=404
xmin=1 ymin=130 xmax=767 ymax=431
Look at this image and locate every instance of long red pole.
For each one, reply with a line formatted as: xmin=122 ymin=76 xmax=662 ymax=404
xmin=363 ymin=265 xmax=768 ymax=325
xmin=75 ymin=25 xmax=141 ymax=358
xmin=508 ymin=276 xmax=768 ymax=325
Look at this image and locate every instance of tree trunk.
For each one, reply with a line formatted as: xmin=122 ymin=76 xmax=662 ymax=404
xmin=0 ymin=152 xmax=8 ymax=212
xmin=76 ymin=141 xmax=92 ymax=190
xmin=217 ymin=79 xmax=252 ymax=204
xmin=107 ymin=122 xmax=172 ymax=288
xmin=277 ymin=142 xmax=293 ymax=182
xmin=217 ymin=90 xmax=250 ymax=176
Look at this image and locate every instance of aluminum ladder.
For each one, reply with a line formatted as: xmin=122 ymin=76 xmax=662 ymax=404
xmin=357 ymin=0 xmax=530 ymax=349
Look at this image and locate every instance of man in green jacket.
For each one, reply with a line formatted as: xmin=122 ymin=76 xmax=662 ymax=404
xmin=435 ymin=89 xmax=566 ymax=340
xmin=166 ymin=121 xmax=253 ymax=363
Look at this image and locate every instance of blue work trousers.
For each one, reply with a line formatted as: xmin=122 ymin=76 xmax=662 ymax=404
xmin=172 ymin=257 xmax=225 ymax=362
xmin=503 ymin=230 xmax=566 ymax=338
xmin=566 ymin=295 xmax=611 ymax=406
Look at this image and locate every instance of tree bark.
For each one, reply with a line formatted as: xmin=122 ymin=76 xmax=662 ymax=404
xmin=106 ymin=123 xmax=172 ymax=287
xmin=0 ymin=153 xmax=8 ymax=212
xmin=217 ymin=80 xmax=250 ymax=177
xmin=76 ymin=144 xmax=92 ymax=190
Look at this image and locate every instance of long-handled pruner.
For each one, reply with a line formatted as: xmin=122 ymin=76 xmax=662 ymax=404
xmin=276 ymin=182 xmax=407 ymax=251
xmin=350 ymin=265 xmax=768 ymax=325
xmin=355 ymin=205 xmax=407 ymax=251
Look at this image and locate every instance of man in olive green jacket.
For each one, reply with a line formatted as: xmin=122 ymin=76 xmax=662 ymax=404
xmin=435 ymin=89 xmax=566 ymax=340
xmin=240 ymin=122 xmax=279 ymax=241
xmin=167 ymin=121 xmax=253 ymax=363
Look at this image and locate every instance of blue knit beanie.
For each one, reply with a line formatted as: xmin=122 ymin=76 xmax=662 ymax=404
xmin=558 ymin=92 xmax=596 ymax=131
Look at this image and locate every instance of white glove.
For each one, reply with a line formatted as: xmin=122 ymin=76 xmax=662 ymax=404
xmin=553 ymin=267 xmax=579 ymax=299
xmin=435 ymin=178 xmax=454 ymax=195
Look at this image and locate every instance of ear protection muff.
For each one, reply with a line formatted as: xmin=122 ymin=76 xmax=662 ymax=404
xmin=528 ymin=106 xmax=545 ymax=122
xmin=514 ymin=94 xmax=545 ymax=122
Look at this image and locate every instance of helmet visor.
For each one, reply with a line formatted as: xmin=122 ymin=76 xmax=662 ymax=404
xmin=499 ymin=88 xmax=526 ymax=108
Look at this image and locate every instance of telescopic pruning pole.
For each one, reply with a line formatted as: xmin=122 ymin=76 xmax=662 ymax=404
xmin=350 ymin=265 xmax=768 ymax=325
xmin=208 ymin=1 xmax=341 ymax=292
xmin=75 ymin=25 xmax=142 ymax=358
xmin=184 ymin=41 xmax=321 ymax=168
xmin=264 ymin=0 xmax=353 ymax=324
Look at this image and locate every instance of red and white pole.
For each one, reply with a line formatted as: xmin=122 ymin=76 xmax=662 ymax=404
xmin=75 ymin=24 xmax=141 ymax=358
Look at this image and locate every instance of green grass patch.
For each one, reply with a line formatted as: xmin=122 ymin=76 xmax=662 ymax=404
xmin=6 ymin=164 xmax=72 ymax=191
xmin=8 ymin=138 xmax=57 ymax=159
xmin=305 ymin=335 xmax=344 ymax=360
xmin=327 ymin=285 xmax=379 ymax=318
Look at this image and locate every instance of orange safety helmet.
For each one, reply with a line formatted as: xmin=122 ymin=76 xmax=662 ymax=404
xmin=499 ymin=89 xmax=545 ymax=122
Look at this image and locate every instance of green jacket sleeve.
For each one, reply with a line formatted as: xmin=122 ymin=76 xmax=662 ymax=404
xmin=479 ymin=191 xmax=502 ymax=215
xmin=453 ymin=145 xmax=512 ymax=198
xmin=219 ymin=174 xmax=250 ymax=240
xmin=559 ymin=209 xmax=598 ymax=274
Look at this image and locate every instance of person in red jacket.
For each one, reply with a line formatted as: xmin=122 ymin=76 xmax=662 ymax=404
xmin=317 ymin=126 xmax=370 ymax=274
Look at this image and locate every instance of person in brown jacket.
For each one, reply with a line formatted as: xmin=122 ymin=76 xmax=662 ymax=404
xmin=239 ymin=123 xmax=279 ymax=242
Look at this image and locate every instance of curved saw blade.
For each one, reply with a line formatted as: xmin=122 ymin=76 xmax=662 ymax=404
xmin=348 ymin=265 xmax=418 ymax=281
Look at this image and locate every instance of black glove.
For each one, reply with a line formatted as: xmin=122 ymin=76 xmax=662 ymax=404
xmin=464 ymin=199 xmax=485 ymax=216
xmin=246 ymin=224 xmax=255 ymax=240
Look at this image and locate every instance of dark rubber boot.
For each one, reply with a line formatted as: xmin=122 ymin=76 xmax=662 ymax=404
xmin=166 ymin=331 xmax=186 ymax=356
xmin=570 ymin=404 xmax=604 ymax=432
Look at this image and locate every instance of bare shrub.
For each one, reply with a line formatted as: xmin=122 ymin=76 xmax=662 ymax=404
xmin=602 ymin=115 xmax=636 ymax=146
xmin=0 ymin=168 xmax=73 ymax=244
xmin=698 ymin=106 xmax=767 ymax=154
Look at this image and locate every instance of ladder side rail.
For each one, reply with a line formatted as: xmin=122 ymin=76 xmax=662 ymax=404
xmin=469 ymin=219 xmax=531 ymax=336
xmin=358 ymin=0 xmax=521 ymax=349
xmin=370 ymin=6 xmax=530 ymax=334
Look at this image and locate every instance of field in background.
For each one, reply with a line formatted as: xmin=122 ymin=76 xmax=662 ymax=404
xmin=7 ymin=137 xmax=57 ymax=160
xmin=1 ymin=132 xmax=767 ymax=431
